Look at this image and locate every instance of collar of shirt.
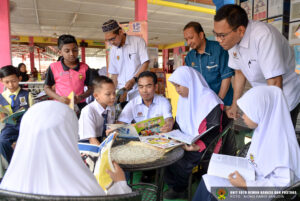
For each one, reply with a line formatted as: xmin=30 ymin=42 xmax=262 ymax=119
xmin=192 ymin=39 xmax=211 ymax=56
xmin=3 ymin=87 xmax=21 ymax=98
xmin=136 ymin=94 xmax=158 ymax=106
xmin=238 ymin=20 xmax=252 ymax=49
xmin=61 ymin=58 xmax=80 ymax=71
xmin=93 ymin=100 xmax=111 ymax=115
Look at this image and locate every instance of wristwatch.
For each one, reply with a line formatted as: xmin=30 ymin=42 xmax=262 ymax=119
xmin=133 ymin=76 xmax=138 ymax=83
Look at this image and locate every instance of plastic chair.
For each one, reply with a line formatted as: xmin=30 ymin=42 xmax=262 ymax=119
xmin=187 ymin=119 xmax=234 ymax=201
xmin=0 ymin=189 xmax=142 ymax=201
xmin=271 ymin=181 xmax=300 ymax=201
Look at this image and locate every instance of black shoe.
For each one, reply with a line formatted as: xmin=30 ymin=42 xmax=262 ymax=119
xmin=164 ymin=188 xmax=188 ymax=200
xmin=140 ymin=170 xmax=155 ymax=183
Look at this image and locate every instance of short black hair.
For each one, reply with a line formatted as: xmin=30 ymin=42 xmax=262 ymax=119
xmin=137 ymin=71 xmax=157 ymax=85
xmin=57 ymin=34 xmax=78 ymax=50
xmin=113 ymin=27 xmax=122 ymax=35
xmin=0 ymin=65 xmax=19 ymax=78
xmin=214 ymin=4 xmax=248 ymax=29
xmin=17 ymin=63 xmax=26 ymax=70
xmin=93 ymin=75 xmax=114 ymax=90
xmin=183 ymin=21 xmax=204 ymax=34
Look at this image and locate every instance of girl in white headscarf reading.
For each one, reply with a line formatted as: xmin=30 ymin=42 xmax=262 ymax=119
xmin=193 ymin=86 xmax=300 ymax=201
xmin=164 ymin=66 xmax=225 ymax=199
xmin=0 ymin=101 xmax=131 ymax=196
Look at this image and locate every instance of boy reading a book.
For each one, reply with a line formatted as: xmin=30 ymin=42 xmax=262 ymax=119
xmin=44 ymin=34 xmax=93 ymax=111
xmin=0 ymin=65 xmax=34 ymax=163
xmin=79 ymin=76 xmax=116 ymax=145
xmin=193 ymin=86 xmax=300 ymax=201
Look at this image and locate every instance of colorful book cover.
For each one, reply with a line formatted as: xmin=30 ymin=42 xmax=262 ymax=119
xmin=94 ymin=132 xmax=117 ymax=193
xmin=134 ymin=116 xmax=165 ymax=136
xmin=78 ymin=143 xmax=101 ymax=172
xmin=0 ymin=107 xmax=26 ymax=125
xmin=68 ymin=91 xmax=74 ymax=110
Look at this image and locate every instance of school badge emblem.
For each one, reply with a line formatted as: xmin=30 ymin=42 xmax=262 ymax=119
xmin=117 ymin=55 xmax=120 ymax=60
xmin=191 ymin=62 xmax=195 ymax=67
xmin=19 ymin=96 xmax=27 ymax=106
xmin=233 ymin=52 xmax=238 ymax=59
xmin=249 ymin=153 xmax=257 ymax=167
xmin=79 ymin=74 xmax=83 ymax=80
xmin=137 ymin=112 xmax=143 ymax=117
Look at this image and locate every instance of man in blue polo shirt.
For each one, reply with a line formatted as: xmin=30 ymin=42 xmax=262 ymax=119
xmin=184 ymin=21 xmax=234 ymax=106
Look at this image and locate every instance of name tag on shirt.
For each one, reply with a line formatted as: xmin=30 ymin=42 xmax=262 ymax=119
xmin=19 ymin=96 xmax=28 ymax=106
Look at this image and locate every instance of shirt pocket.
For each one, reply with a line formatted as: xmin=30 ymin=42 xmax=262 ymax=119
xmin=245 ymin=59 xmax=264 ymax=82
xmin=128 ymin=52 xmax=140 ymax=66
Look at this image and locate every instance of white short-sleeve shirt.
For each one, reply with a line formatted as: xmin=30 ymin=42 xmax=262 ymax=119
xmin=118 ymin=94 xmax=173 ymax=124
xmin=228 ymin=20 xmax=300 ymax=110
xmin=79 ymin=100 xmax=115 ymax=140
xmin=108 ymin=35 xmax=149 ymax=100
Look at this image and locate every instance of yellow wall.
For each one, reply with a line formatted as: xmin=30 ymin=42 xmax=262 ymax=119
xmin=165 ymin=73 xmax=179 ymax=118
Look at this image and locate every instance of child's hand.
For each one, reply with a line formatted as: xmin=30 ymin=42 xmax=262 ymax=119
xmin=228 ymin=171 xmax=247 ymax=189
xmin=160 ymin=123 xmax=172 ymax=133
xmin=74 ymin=95 xmax=84 ymax=104
xmin=106 ymin=161 xmax=126 ymax=182
xmin=183 ymin=144 xmax=200 ymax=152
xmin=58 ymin=96 xmax=70 ymax=105
xmin=106 ymin=129 xmax=114 ymax=136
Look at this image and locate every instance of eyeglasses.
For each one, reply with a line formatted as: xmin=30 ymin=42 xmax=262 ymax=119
xmin=212 ymin=29 xmax=236 ymax=40
xmin=106 ymin=35 xmax=118 ymax=42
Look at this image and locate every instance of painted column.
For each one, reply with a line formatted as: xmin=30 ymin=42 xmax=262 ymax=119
xmin=162 ymin=49 xmax=169 ymax=72
xmin=135 ymin=0 xmax=148 ymax=44
xmin=29 ymin=36 xmax=35 ymax=72
xmin=81 ymin=40 xmax=86 ymax=63
xmin=0 ymin=0 xmax=11 ymax=67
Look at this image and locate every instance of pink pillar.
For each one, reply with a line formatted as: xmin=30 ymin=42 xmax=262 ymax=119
xmin=0 ymin=0 xmax=11 ymax=67
xmin=22 ymin=55 xmax=25 ymax=62
xmin=135 ymin=0 xmax=147 ymax=21
xmin=81 ymin=41 xmax=86 ymax=63
xmin=29 ymin=36 xmax=35 ymax=72
xmin=37 ymin=48 xmax=41 ymax=71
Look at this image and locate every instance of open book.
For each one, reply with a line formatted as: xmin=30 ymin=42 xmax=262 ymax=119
xmin=163 ymin=126 xmax=216 ymax=145
xmin=139 ymin=135 xmax=183 ymax=149
xmin=0 ymin=106 xmax=26 ymax=125
xmin=78 ymin=132 xmax=117 ymax=193
xmin=107 ymin=116 xmax=165 ymax=139
xmin=207 ymin=153 xmax=255 ymax=181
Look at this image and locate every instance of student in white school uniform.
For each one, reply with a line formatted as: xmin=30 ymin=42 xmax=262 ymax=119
xmin=79 ymin=76 xmax=116 ymax=145
xmin=213 ymin=5 xmax=300 ymax=127
xmin=118 ymin=71 xmax=174 ymax=131
xmin=102 ymin=20 xmax=149 ymax=101
xmin=0 ymin=101 xmax=131 ymax=195
xmin=192 ymin=86 xmax=300 ymax=201
xmin=163 ymin=66 xmax=225 ymax=200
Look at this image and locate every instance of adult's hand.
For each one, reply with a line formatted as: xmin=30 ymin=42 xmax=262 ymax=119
xmin=107 ymin=161 xmax=126 ymax=182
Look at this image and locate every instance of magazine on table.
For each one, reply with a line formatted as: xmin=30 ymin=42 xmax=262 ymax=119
xmin=0 ymin=106 xmax=26 ymax=125
xmin=207 ymin=153 xmax=255 ymax=181
xmin=139 ymin=135 xmax=183 ymax=149
xmin=107 ymin=116 xmax=165 ymax=139
xmin=163 ymin=126 xmax=216 ymax=145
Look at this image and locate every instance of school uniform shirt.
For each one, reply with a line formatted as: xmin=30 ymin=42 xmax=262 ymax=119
xmin=1 ymin=87 xmax=34 ymax=113
xmin=0 ymin=101 xmax=131 ymax=195
xmin=118 ymin=94 xmax=172 ymax=124
xmin=203 ymin=86 xmax=300 ymax=192
xmin=228 ymin=20 xmax=300 ymax=111
xmin=108 ymin=35 xmax=149 ymax=100
xmin=79 ymin=100 xmax=115 ymax=140
xmin=44 ymin=58 xmax=92 ymax=102
xmin=185 ymin=39 xmax=234 ymax=106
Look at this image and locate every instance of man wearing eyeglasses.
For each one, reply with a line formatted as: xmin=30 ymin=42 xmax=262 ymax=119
xmin=214 ymin=5 xmax=300 ymax=128
xmin=102 ymin=19 xmax=149 ymax=101
xmin=183 ymin=22 xmax=234 ymax=106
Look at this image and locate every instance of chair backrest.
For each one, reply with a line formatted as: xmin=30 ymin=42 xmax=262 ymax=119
xmin=200 ymin=119 xmax=233 ymax=162
xmin=0 ymin=189 xmax=142 ymax=201
xmin=271 ymin=181 xmax=300 ymax=201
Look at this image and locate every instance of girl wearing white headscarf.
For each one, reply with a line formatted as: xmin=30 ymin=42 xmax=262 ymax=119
xmin=193 ymin=86 xmax=300 ymax=201
xmin=164 ymin=66 xmax=225 ymax=199
xmin=0 ymin=101 xmax=131 ymax=196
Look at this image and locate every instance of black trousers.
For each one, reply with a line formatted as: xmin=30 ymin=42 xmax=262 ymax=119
xmin=291 ymin=102 xmax=300 ymax=129
xmin=164 ymin=151 xmax=203 ymax=192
